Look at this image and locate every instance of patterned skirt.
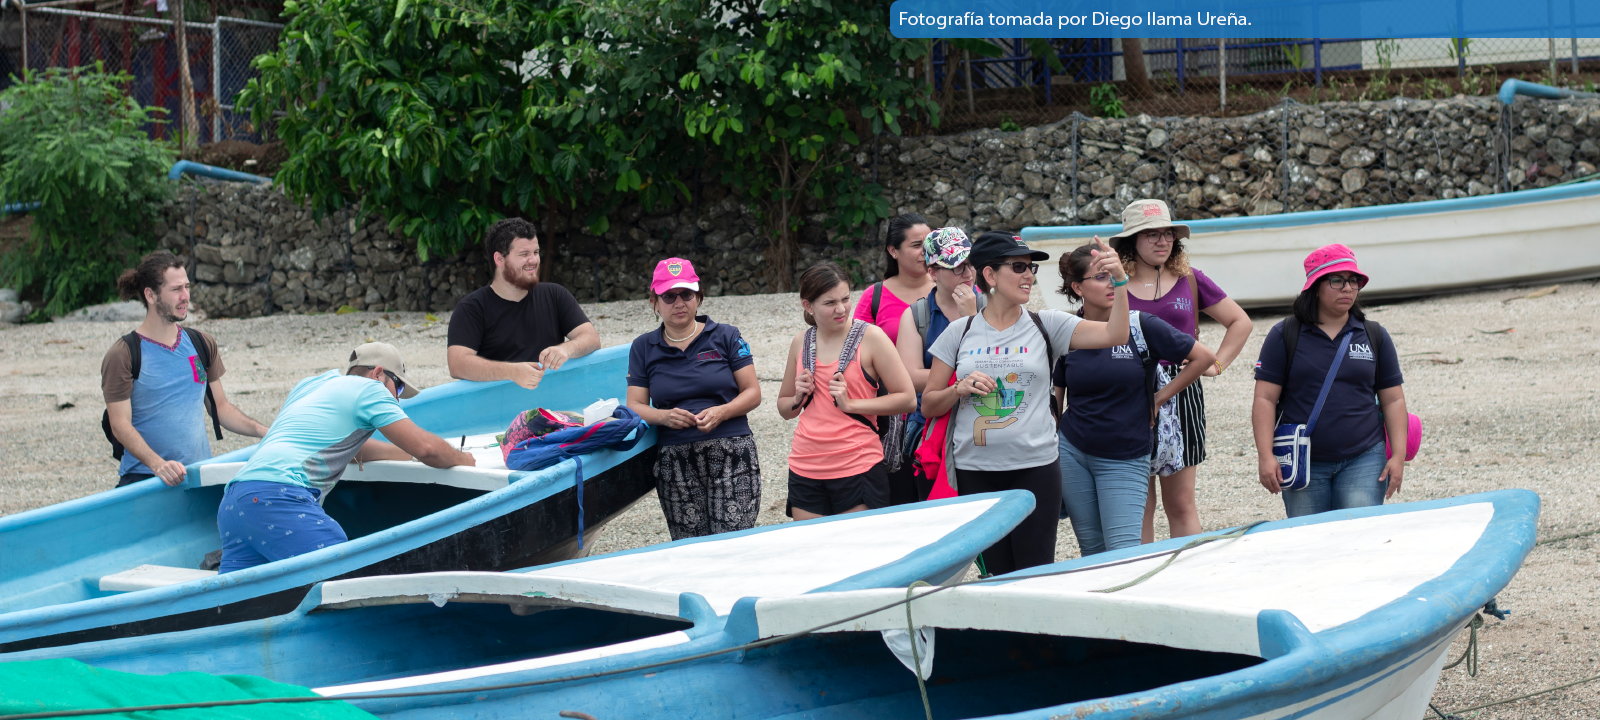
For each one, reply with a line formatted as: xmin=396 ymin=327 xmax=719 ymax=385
xmin=653 ymin=434 xmax=762 ymax=541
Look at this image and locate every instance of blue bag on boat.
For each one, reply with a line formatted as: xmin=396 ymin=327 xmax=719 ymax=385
xmin=504 ymin=406 xmax=646 ymax=472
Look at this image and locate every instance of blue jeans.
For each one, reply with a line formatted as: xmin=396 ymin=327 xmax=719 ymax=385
xmin=218 ymin=481 xmax=348 ymax=573
xmin=1058 ymin=434 xmax=1151 ymax=556
xmin=1281 ymin=441 xmax=1388 ymax=518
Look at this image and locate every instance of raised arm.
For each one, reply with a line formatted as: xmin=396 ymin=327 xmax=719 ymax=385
xmin=1067 ymin=237 xmax=1131 ymax=350
xmin=1153 ymin=340 xmax=1217 ymax=424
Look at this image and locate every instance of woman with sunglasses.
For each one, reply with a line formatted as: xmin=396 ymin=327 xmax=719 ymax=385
xmin=1251 ymin=244 xmax=1407 ymax=518
xmin=894 ymin=227 xmax=983 ymax=499
xmin=853 ymin=213 xmax=933 ymax=504
xmin=920 ymin=232 xmax=1131 ymax=574
xmin=1109 ymin=199 xmax=1253 ymax=544
xmin=626 ymin=258 xmax=763 ymax=540
xmin=1053 ymin=244 xmax=1216 ymax=555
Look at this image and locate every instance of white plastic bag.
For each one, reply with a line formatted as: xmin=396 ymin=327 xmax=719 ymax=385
xmin=582 ymin=398 xmax=620 ymax=425
xmin=880 ymin=627 xmax=936 ymax=680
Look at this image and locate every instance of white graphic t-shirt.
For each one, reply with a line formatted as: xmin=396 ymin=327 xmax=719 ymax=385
xmin=928 ymin=309 xmax=1080 ymax=471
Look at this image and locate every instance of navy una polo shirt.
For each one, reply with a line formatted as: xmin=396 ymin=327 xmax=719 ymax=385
xmin=1053 ymin=313 xmax=1195 ymax=460
xmin=1254 ymin=316 xmax=1403 ymax=462
xmin=627 ymin=316 xmax=755 ymax=446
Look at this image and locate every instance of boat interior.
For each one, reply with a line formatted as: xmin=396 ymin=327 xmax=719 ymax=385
xmin=0 ymin=434 xmax=511 ymax=615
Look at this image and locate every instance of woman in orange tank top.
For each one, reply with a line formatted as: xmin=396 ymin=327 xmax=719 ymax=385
xmin=778 ymin=262 xmax=917 ymax=520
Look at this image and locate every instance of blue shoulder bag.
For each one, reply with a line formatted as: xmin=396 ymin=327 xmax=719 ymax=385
xmin=1273 ymin=331 xmax=1351 ymax=491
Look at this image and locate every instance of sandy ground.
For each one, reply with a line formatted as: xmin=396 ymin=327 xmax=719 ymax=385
xmin=2 ymin=281 xmax=1597 ymax=717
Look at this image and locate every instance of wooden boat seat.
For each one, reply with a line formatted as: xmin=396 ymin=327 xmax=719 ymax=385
xmin=99 ymin=565 xmax=218 ymax=593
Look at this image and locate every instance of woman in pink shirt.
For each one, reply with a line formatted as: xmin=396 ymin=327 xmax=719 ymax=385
xmin=780 ymin=262 xmax=917 ymax=520
xmin=853 ymin=213 xmax=933 ymax=503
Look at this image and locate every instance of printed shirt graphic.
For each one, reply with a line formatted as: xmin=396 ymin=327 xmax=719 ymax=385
xmin=929 ymin=310 xmax=1080 ymax=471
xmin=228 ymin=370 xmax=409 ymax=491
xmin=1126 ymin=268 xmax=1227 ymax=342
xmin=627 ymin=316 xmax=755 ymax=446
xmin=109 ymin=330 xmax=215 ymax=477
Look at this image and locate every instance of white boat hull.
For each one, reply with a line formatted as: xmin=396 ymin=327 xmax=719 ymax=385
xmin=1023 ymin=182 xmax=1600 ymax=309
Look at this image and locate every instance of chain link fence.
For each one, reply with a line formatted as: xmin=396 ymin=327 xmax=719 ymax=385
xmin=920 ymin=37 xmax=1600 ymax=133
xmin=1 ymin=2 xmax=282 ymax=145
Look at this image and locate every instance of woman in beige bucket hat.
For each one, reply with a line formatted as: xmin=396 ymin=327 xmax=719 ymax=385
xmin=1109 ymin=199 xmax=1254 ymax=544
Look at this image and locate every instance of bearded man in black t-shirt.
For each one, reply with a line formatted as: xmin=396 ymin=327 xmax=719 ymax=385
xmin=447 ymin=218 xmax=600 ymax=390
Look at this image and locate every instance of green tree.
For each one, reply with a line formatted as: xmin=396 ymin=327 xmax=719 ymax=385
xmin=0 ymin=66 xmax=174 ymax=318
xmin=242 ymin=0 xmax=937 ymax=286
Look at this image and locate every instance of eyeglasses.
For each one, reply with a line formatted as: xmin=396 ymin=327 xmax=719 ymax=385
xmin=1088 ymin=272 xmax=1111 ymax=283
xmin=1139 ymin=231 xmax=1176 ymax=245
xmin=383 ymin=371 xmax=405 ymax=396
xmin=659 ymin=289 xmax=696 ymax=304
xmin=1325 ymin=275 xmax=1361 ymax=290
xmin=995 ymin=261 xmax=1040 ymax=275
xmin=940 ymin=263 xmax=975 ymax=276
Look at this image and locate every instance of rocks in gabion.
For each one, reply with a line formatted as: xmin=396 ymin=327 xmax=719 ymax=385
xmin=0 ymin=288 xmax=31 ymax=324
xmin=53 ymin=301 xmax=146 ymax=323
xmin=155 ymin=96 xmax=1600 ymax=319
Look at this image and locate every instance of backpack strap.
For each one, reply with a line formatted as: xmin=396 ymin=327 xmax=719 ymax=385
xmin=102 ymin=332 xmax=144 ymax=461
xmin=870 ymin=283 xmax=884 ymax=324
xmin=1025 ymin=311 xmax=1065 ymax=423
xmin=913 ymin=297 xmax=932 ymax=345
xmin=1275 ymin=317 xmax=1301 ymax=423
xmin=1129 ymin=311 xmax=1159 ymax=457
xmin=835 ymin=320 xmax=879 ymax=432
xmin=798 ymin=325 xmax=819 ymax=410
xmin=1365 ymin=319 xmax=1386 ymax=361
xmin=1185 ymin=273 xmax=1201 ymax=340
xmin=183 ymin=327 xmax=224 ymax=441
xmin=124 ymin=331 xmax=143 ymax=380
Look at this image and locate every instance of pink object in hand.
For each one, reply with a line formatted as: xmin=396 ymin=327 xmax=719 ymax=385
xmin=1386 ymin=413 xmax=1423 ymax=461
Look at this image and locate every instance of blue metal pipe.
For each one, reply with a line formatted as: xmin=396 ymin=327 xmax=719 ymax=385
xmin=1498 ymin=78 xmax=1600 ymax=106
xmin=2 ymin=201 xmax=41 ymax=215
xmin=167 ymin=160 xmax=270 ymax=184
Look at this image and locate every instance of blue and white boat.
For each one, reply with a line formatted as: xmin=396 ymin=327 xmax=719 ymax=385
xmin=0 ymin=346 xmax=658 ymax=653
xmin=1 ymin=492 xmax=1034 ymax=700
xmin=1024 ymin=181 xmax=1600 ymax=308
xmin=311 ymin=490 xmax=1534 ymax=720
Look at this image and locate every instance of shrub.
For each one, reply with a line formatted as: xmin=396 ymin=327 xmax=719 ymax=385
xmin=0 ymin=66 xmax=175 ymax=318
xmin=1090 ymin=83 xmax=1128 ymax=119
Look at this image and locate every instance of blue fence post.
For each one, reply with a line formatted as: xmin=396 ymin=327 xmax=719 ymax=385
xmin=1042 ymin=40 xmax=1053 ymax=105
xmin=1314 ymin=39 xmax=1323 ymax=87
xmin=1177 ymin=38 xmax=1185 ymax=94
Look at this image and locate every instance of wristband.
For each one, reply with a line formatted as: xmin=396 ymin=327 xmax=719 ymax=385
xmin=1112 ymin=276 xmax=1130 ymax=287
xmin=1214 ymin=360 xmax=1224 ymax=373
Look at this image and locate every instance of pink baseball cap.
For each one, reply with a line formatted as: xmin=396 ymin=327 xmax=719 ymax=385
xmin=651 ymin=257 xmax=700 ymax=295
xmin=1302 ymin=244 xmax=1369 ymax=292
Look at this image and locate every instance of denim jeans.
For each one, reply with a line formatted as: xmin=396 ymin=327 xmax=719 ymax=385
xmin=1058 ymin=434 xmax=1151 ymax=556
xmin=1281 ymin=441 xmax=1388 ymax=519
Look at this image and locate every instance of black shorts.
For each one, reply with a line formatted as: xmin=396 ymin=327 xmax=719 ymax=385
xmin=786 ymin=464 xmax=888 ymax=517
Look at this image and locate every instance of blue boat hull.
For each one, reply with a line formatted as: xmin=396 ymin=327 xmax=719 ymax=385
xmin=328 ymin=490 xmax=1536 ymax=720
xmin=0 ymin=346 xmax=658 ymax=652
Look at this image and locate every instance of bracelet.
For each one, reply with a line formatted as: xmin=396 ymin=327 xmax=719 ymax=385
xmin=1214 ymin=360 xmax=1224 ymax=373
xmin=1111 ymin=276 xmax=1130 ymax=287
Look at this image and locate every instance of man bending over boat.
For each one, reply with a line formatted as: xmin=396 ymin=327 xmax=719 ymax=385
xmin=102 ymin=252 xmax=269 ymax=488
xmin=217 ymin=342 xmax=476 ymax=573
xmin=447 ymin=217 xmax=600 ymax=390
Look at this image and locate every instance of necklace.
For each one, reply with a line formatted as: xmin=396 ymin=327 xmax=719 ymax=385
xmin=665 ymin=322 xmax=701 ymax=343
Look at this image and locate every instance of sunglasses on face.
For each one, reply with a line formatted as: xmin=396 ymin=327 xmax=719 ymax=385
xmin=383 ymin=371 xmax=405 ymax=395
xmin=995 ymin=261 xmax=1040 ymax=275
xmin=659 ymin=289 xmax=696 ymax=304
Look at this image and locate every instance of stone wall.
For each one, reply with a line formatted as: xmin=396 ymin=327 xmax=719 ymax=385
xmin=161 ymin=96 xmax=1600 ymax=318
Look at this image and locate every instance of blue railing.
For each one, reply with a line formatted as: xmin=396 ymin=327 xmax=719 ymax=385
xmin=2 ymin=161 xmax=267 ymax=216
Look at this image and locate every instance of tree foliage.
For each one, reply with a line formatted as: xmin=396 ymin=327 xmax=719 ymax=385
xmin=0 ymin=66 xmax=174 ymax=318
xmin=242 ymin=0 xmax=934 ymax=282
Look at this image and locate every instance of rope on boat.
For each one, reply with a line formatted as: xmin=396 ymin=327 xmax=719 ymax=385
xmin=1432 ymin=672 xmax=1600 ymax=718
xmin=904 ymin=580 xmax=934 ymax=720
xmin=1089 ymin=521 xmax=1266 ymax=594
xmin=0 ymin=523 xmax=1267 ymax=720
xmin=1441 ymin=613 xmax=1483 ymax=676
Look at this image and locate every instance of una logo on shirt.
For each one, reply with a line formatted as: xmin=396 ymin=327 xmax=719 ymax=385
xmin=697 ymin=349 xmax=725 ymax=362
xmin=1111 ymin=345 xmax=1137 ymax=360
xmin=1348 ymin=343 xmax=1375 ymax=361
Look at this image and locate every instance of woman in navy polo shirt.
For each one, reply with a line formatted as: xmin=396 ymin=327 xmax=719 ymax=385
xmin=626 ymin=258 xmax=763 ymax=540
xmin=1251 ymin=244 xmax=1408 ymax=518
xmin=1053 ymin=243 xmax=1216 ymax=555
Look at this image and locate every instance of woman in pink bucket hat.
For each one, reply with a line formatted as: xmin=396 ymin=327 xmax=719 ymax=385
xmin=1108 ymin=199 xmax=1254 ymax=544
xmin=1249 ymin=244 xmax=1417 ymax=518
xmin=626 ymin=257 xmax=764 ymax=539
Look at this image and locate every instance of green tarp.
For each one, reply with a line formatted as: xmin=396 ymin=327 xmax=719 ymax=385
xmin=0 ymin=658 xmax=378 ymax=720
